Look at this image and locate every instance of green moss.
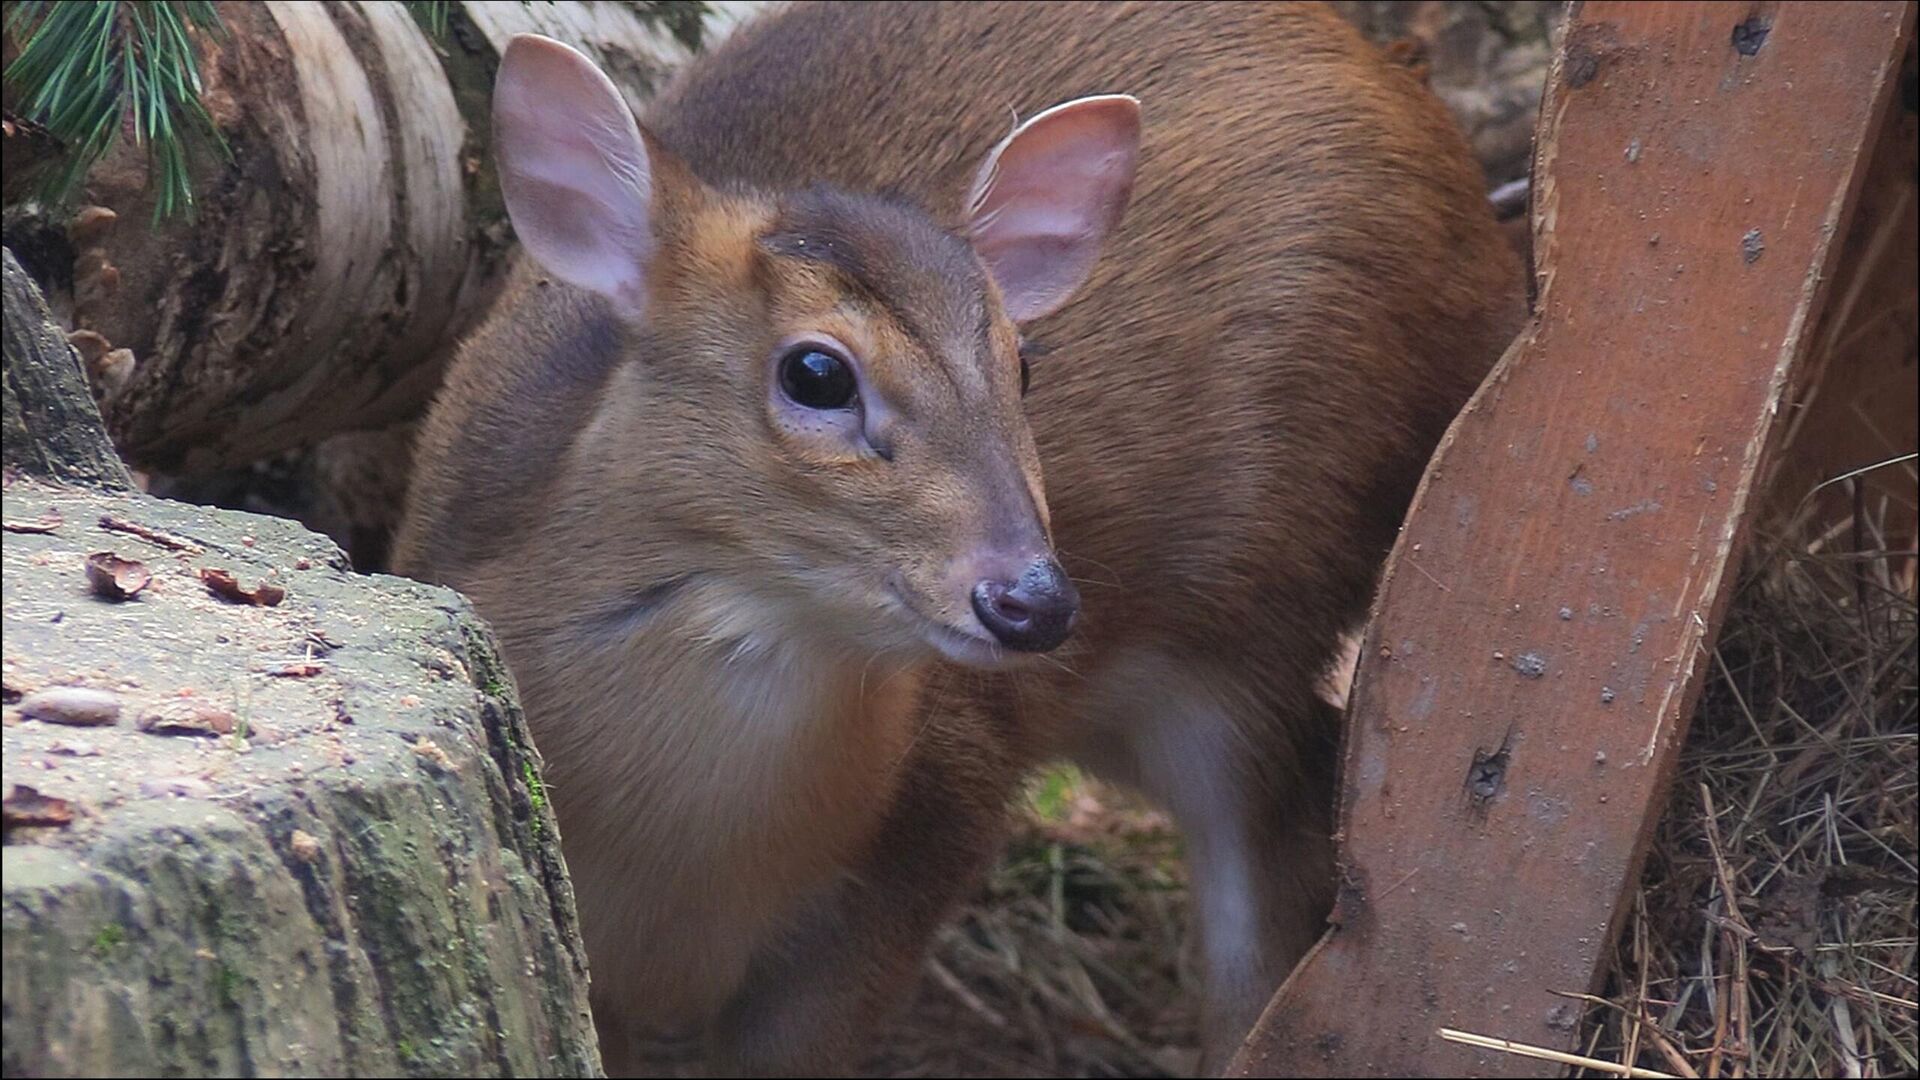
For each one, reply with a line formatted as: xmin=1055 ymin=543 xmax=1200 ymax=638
xmin=1024 ymin=763 xmax=1085 ymax=822
xmin=520 ymin=760 xmax=545 ymax=812
xmin=213 ymin=963 xmax=241 ymax=1009
xmin=466 ymin=636 xmax=511 ymax=704
xmin=520 ymin=759 xmax=548 ymax=839
xmin=89 ymin=923 xmax=125 ymax=957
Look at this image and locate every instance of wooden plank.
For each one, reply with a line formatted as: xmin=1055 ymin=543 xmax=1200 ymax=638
xmin=1228 ymin=3 xmax=1915 ymax=1076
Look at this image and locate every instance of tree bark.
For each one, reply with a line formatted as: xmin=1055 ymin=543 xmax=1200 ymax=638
xmin=2 ymin=246 xmax=132 ymax=489
xmin=13 ymin=0 xmax=759 ymax=474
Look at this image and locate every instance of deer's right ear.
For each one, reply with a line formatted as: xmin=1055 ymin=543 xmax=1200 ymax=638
xmin=494 ymin=34 xmax=655 ymax=316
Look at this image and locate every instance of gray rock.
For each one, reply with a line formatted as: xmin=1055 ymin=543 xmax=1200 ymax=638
xmin=2 ymin=480 xmax=600 ymax=1077
xmin=2 ymin=248 xmax=134 ymax=490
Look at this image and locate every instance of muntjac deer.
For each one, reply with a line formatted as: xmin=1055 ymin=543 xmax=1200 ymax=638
xmin=396 ymin=1 xmax=1524 ymax=1072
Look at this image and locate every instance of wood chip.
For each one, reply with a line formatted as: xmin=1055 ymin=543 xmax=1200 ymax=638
xmin=3 ymin=785 xmax=75 ymax=831
xmin=288 ymin=829 xmax=323 ymax=863
xmin=2 ymin=510 xmax=62 ymax=534
xmin=411 ymin=738 xmax=457 ymax=773
xmin=199 ymin=568 xmax=285 ymax=606
xmin=85 ymin=552 xmax=151 ymax=600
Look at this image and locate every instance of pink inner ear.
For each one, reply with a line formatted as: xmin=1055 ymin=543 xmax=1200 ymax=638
xmin=494 ymin=35 xmax=655 ymax=314
xmin=966 ymin=95 xmax=1141 ymax=323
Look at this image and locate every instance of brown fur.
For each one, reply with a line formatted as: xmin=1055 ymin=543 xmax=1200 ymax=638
xmin=395 ymin=2 xmax=1524 ymax=1073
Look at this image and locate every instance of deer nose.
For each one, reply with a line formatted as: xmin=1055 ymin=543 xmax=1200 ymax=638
xmin=971 ymin=557 xmax=1079 ymax=652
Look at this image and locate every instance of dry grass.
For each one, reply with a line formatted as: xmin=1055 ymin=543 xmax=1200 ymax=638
xmin=871 ymin=487 xmax=1917 ymax=1079
xmin=868 ymin=769 xmax=1202 ymax=1078
xmin=1571 ymin=491 xmax=1919 ymax=1079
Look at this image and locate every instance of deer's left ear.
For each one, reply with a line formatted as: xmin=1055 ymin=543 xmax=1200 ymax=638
xmin=963 ymin=95 xmax=1142 ymax=323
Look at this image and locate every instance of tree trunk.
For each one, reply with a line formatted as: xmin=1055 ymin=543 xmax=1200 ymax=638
xmin=8 ymin=0 xmax=759 ymax=474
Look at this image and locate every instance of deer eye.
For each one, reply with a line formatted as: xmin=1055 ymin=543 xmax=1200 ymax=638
xmin=779 ymin=346 xmax=858 ymax=410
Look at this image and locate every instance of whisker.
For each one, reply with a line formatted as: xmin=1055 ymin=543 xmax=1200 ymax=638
xmin=1028 ymin=650 xmax=1085 ymax=680
xmin=1054 ymin=545 xmax=1127 ymax=589
xmin=894 ymin=661 xmax=963 ymax=766
xmin=857 ymin=649 xmax=880 ymax=700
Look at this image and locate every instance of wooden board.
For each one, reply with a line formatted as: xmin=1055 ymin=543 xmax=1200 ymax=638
xmin=1229 ymin=3 xmax=1916 ymax=1076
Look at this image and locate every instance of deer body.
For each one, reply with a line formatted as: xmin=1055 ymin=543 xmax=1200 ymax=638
xmin=396 ymin=1 xmax=1523 ymax=1072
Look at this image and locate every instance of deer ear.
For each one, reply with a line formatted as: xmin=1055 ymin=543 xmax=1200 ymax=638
xmin=964 ymin=95 xmax=1141 ymax=323
xmin=494 ymin=34 xmax=655 ymax=315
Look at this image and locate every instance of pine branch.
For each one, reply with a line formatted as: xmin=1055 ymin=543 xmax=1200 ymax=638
xmin=2 ymin=0 xmax=228 ymax=223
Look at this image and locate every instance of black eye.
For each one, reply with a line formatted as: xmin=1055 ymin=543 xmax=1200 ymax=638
xmin=779 ymin=347 xmax=858 ymax=410
xmin=1019 ymin=356 xmax=1031 ymax=396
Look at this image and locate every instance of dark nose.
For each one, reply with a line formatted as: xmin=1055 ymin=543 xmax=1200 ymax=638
xmin=971 ymin=558 xmax=1080 ymax=652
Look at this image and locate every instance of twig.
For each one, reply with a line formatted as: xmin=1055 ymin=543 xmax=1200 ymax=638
xmin=2 ymin=510 xmax=62 ymax=534
xmin=1707 ymin=920 xmax=1729 ymax=1079
xmin=1406 ymin=556 xmax=1453 ymax=592
xmin=1822 ymin=952 xmax=1867 ymax=1080
xmin=97 ymin=514 xmax=202 ymax=553
xmin=1436 ymin=1028 xmax=1677 ymax=1078
xmin=925 ymin=955 xmax=1009 ymax=1031
xmin=1791 ymin=453 xmax=1919 ymax=518
xmin=1554 ymin=991 xmax=1700 ymax=1078
xmin=1701 ymin=782 xmax=1753 ymax=1077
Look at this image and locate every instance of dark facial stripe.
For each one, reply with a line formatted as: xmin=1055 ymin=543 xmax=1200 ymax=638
xmin=579 ymin=574 xmax=698 ymax=643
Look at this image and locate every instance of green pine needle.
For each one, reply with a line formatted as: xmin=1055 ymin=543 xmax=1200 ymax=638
xmin=4 ymin=0 xmax=228 ymax=222
xmin=403 ymin=1 xmax=455 ymax=38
